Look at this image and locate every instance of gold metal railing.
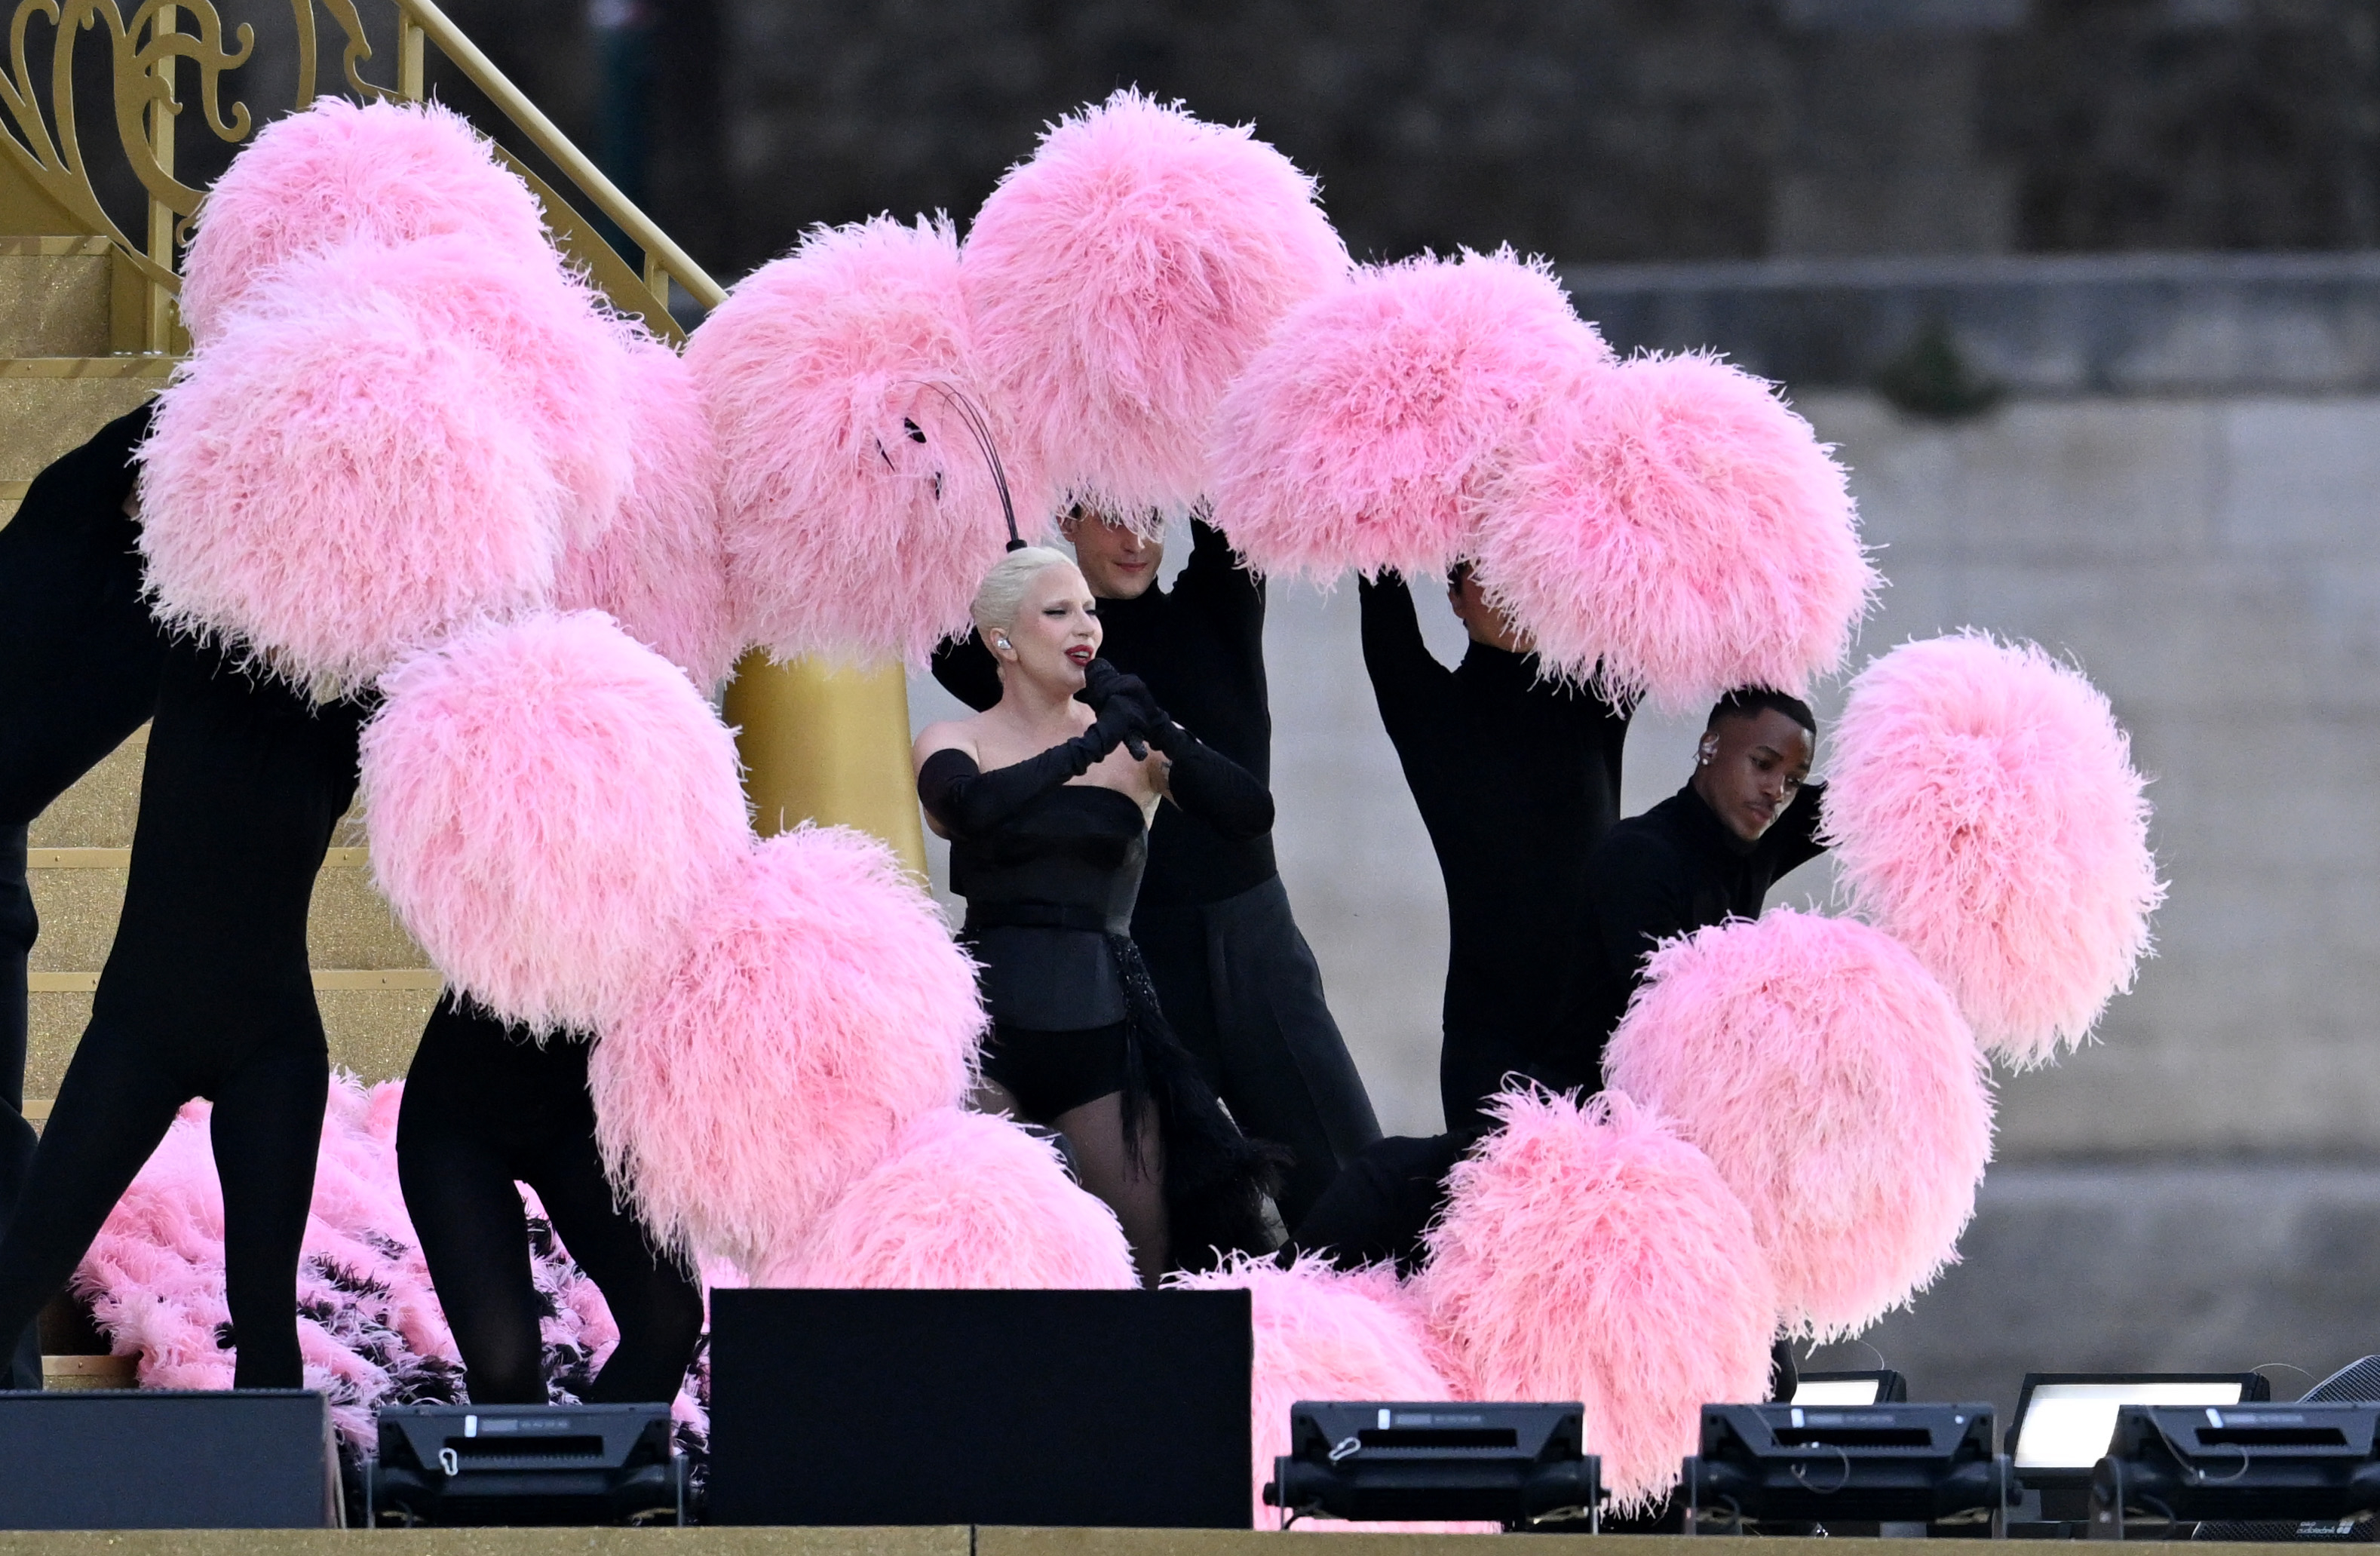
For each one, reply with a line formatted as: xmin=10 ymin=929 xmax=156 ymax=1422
xmin=0 ymin=0 xmax=930 ymax=874
xmin=0 ymin=0 xmax=723 ymax=345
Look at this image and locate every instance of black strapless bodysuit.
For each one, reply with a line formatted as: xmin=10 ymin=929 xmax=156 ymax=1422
xmin=953 ymin=783 xmax=1147 ymax=1034
xmin=920 ymin=735 xmax=1284 ymax=1268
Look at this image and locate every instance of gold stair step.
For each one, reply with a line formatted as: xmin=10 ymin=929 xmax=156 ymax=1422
xmin=26 ymin=970 xmax=442 ymax=993
xmin=0 ymin=361 xmax=170 ymax=486
xmin=26 ymin=977 xmax=441 ymax=1099
xmin=40 ymin=1353 xmax=137 ymax=1391
xmin=0 ymin=238 xmax=114 ymax=358
xmin=26 ymin=726 xmax=144 ymax=849
xmin=26 ymin=849 xmax=430 ymax=972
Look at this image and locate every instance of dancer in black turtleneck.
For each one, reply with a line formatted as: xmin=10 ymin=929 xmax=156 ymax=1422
xmin=1289 ymin=690 xmax=1824 ymax=1302
xmin=1529 ymin=712 xmax=1826 ymax=1098
xmin=1359 ymin=569 xmax=1633 ymax=1131
xmin=933 ymin=511 xmax=1379 ymax=1225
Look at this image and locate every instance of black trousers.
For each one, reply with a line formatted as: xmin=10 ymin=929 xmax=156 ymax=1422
xmin=398 ymin=997 xmax=704 ymax=1405
xmin=1130 ymin=874 xmax=1381 ymax=1226
xmin=0 ymin=403 xmax=167 ymax=1387
xmin=0 ymin=638 xmax=368 ymax=1389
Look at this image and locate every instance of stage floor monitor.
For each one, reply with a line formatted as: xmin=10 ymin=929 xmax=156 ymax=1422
xmin=0 ymin=1389 xmax=339 ymax=1529
xmin=708 ymin=1287 xmax=1253 ymax=1528
xmin=2009 ymin=1371 xmax=2268 ymax=1477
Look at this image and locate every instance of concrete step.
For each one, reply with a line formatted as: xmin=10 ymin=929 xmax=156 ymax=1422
xmin=25 ymin=731 xmax=438 ymax=1105
xmin=0 ymin=238 xmax=114 ymax=358
xmin=0 ymin=358 xmax=172 ymax=489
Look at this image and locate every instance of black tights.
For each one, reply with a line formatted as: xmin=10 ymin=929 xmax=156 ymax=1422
xmin=0 ymin=403 xmax=167 ymax=1386
xmin=0 ymin=637 xmax=367 ymax=1389
xmin=398 ymin=998 xmax=704 ymax=1404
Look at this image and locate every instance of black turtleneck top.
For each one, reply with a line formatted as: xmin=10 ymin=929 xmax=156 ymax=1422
xmin=930 ymin=519 xmax=1277 ymax=907
xmin=1532 ymin=778 xmax=1828 ymax=1092
xmin=1358 ymin=573 xmax=1633 ymax=1067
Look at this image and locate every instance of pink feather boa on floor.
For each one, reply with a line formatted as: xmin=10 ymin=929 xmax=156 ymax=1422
xmin=70 ymin=1070 xmax=708 ymax=1453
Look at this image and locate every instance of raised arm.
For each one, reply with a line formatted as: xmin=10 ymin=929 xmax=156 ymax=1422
xmin=1168 ymin=516 xmax=1263 ymax=637
xmin=1358 ymin=572 xmax=1450 ymax=737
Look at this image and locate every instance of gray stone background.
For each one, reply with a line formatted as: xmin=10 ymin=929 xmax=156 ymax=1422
xmin=437 ymin=0 xmax=2380 ymax=1422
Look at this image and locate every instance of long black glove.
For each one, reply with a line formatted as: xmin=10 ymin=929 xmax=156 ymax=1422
xmin=1121 ymin=686 xmax=1276 ymax=842
xmin=917 ymin=704 xmax=1136 ymax=840
xmin=1075 ymin=658 xmax=1161 ymax=760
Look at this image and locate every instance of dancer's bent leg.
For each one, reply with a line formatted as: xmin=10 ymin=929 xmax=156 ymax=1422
xmin=0 ymin=1020 xmax=188 ymax=1350
xmin=0 ymin=638 xmax=363 ymax=1382
xmin=0 ymin=401 xmax=166 ymax=1384
xmin=210 ymin=1027 xmax=329 ymax=1388
xmin=397 ymin=1000 xmax=549 ymax=1404
xmin=520 ymin=1097 xmax=704 ymax=1404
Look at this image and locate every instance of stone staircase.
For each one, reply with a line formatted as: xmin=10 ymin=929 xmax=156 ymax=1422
xmin=3 ymin=234 xmax=440 ymax=1134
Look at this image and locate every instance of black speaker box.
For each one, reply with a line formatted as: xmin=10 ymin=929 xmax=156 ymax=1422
xmin=707 ymin=1287 xmax=1252 ymax=1527
xmin=0 ymin=1389 xmax=340 ymax=1529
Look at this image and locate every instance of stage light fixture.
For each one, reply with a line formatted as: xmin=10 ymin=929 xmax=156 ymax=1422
xmin=1793 ymin=1370 xmax=1909 ymax=1406
xmin=363 ymin=1402 xmax=684 ymax=1527
xmin=1263 ymin=1401 xmax=1604 ymax=1530
xmin=2089 ymin=1402 xmax=2380 ymax=1539
xmin=2001 ymin=1371 xmax=2267 ymax=1533
xmin=1680 ymin=1401 xmax=2010 ymax=1535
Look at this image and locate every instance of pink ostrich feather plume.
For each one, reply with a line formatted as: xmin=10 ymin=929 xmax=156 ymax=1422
xmin=181 ymin=96 xmax=555 ymax=344
xmin=687 ymin=215 xmax=1032 ymax=667
xmin=234 ymin=233 xmax=634 ymax=549
xmin=1604 ymin=910 xmax=1995 ymax=1340
xmin=766 ymin=1107 xmax=1137 ymax=1290
xmin=136 ymin=240 xmax=575 ymax=694
xmin=361 ymin=610 xmax=752 ymax=1035
xmin=1170 ymin=1253 xmax=1492 ymax=1533
xmin=963 ymin=88 xmax=1349 ymax=518
xmin=1473 ymin=351 xmax=1879 ymax=709
xmin=1209 ymin=249 xmax=1612 ymax=582
xmin=590 ymin=827 xmax=986 ymax=1275
xmin=556 ymin=333 xmax=740 ymax=686
xmin=1415 ymin=1090 xmax=1777 ymax=1515
xmin=1824 ymin=633 xmax=2164 ymax=1066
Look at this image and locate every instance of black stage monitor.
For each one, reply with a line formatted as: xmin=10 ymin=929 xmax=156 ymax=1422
xmin=707 ymin=1287 xmax=1252 ymax=1527
xmin=1793 ymin=1370 xmax=1909 ymax=1407
xmin=2005 ymin=1370 xmax=2267 ymax=1528
xmin=2007 ymin=1372 xmax=2266 ymax=1481
xmin=0 ymin=1389 xmax=340 ymax=1529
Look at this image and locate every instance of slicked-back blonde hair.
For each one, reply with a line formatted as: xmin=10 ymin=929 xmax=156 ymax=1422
xmin=970 ymin=545 xmax=1075 ymax=640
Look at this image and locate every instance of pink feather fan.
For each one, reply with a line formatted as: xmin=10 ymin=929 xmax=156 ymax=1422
xmin=1416 ymin=1090 xmax=1777 ymax=1515
xmin=1209 ymin=249 xmax=1611 ymax=582
xmin=1604 ymin=909 xmax=1994 ymax=1341
xmin=687 ymin=215 xmax=1026 ymax=667
xmin=361 ymin=610 xmax=752 ymax=1035
xmin=1170 ymin=1253 xmax=1493 ymax=1532
xmin=181 ymin=96 xmax=554 ymax=343
xmin=1473 ymin=351 xmax=1879 ymax=708
xmin=138 ymin=238 xmax=576 ymax=693
xmin=556 ymin=333 xmax=740 ymax=686
xmin=1824 ymin=634 xmax=2163 ymax=1066
xmin=963 ymin=88 xmax=1349 ymax=518
xmin=590 ymin=827 xmax=986 ymax=1274
xmin=766 ymin=1108 xmax=1138 ymax=1291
